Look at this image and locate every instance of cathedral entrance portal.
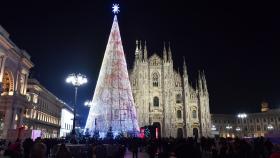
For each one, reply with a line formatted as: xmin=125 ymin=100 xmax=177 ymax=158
xmin=153 ymin=122 xmax=161 ymax=139
xmin=193 ymin=128 xmax=198 ymax=138
xmin=177 ymin=128 xmax=183 ymax=138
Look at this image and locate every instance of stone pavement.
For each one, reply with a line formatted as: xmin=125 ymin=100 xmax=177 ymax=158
xmin=124 ymin=149 xmax=149 ymax=158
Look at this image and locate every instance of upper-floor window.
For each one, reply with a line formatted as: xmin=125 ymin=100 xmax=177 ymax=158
xmin=33 ymin=94 xmax=38 ymax=104
xmin=152 ymin=73 xmax=159 ymax=87
xmin=26 ymin=94 xmax=31 ymax=102
xmin=177 ymin=110 xmax=182 ymax=119
xmin=175 ymin=80 xmax=181 ymax=87
xmin=152 ymin=59 xmax=158 ymax=66
xmin=153 ymin=97 xmax=159 ymax=107
xmin=192 ymin=110 xmax=197 ymax=119
xmin=176 ymin=94 xmax=182 ymax=103
xmin=133 ymin=79 xmax=137 ymax=86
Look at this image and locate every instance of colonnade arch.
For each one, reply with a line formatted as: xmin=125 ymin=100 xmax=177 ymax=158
xmin=1 ymin=70 xmax=14 ymax=95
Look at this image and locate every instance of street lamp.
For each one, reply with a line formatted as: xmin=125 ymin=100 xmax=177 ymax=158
xmin=211 ymin=125 xmax=216 ymax=131
xmin=84 ymin=100 xmax=93 ymax=108
xmin=236 ymin=127 xmax=241 ymax=131
xmin=237 ymin=113 xmax=247 ymax=119
xmin=66 ymin=73 xmax=87 ymax=139
xmin=84 ymin=99 xmax=99 ymax=133
xmin=226 ymin=125 xmax=232 ymax=130
xmin=237 ymin=113 xmax=247 ymax=137
xmin=267 ymin=124 xmax=274 ymax=130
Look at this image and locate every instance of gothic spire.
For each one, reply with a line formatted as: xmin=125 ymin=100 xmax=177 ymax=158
xmin=163 ymin=42 xmax=167 ymax=62
xmin=198 ymin=71 xmax=203 ymax=94
xmin=202 ymin=70 xmax=208 ymax=94
xmin=139 ymin=40 xmax=143 ymax=61
xmin=168 ymin=42 xmax=173 ymax=62
xmin=183 ymin=57 xmax=190 ymax=95
xmin=183 ymin=57 xmax=188 ymax=77
xmin=135 ymin=40 xmax=139 ymax=62
xmin=143 ymin=40 xmax=148 ymax=62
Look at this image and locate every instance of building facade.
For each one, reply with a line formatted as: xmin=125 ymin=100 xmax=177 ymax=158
xmin=24 ymin=79 xmax=63 ymax=138
xmin=60 ymin=105 xmax=74 ymax=137
xmin=211 ymin=103 xmax=280 ymax=138
xmin=0 ymin=25 xmax=34 ymax=138
xmin=129 ymin=41 xmax=211 ymax=138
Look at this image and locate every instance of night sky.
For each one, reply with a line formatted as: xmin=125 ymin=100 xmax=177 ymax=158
xmin=1 ymin=0 xmax=280 ymax=126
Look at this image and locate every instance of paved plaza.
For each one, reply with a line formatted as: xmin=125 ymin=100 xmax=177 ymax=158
xmin=124 ymin=149 xmax=149 ymax=158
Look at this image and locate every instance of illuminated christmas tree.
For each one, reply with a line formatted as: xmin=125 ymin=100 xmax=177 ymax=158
xmin=85 ymin=4 xmax=139 ymax=136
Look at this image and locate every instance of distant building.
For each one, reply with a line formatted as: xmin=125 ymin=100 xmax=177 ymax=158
xmin=60 ymin=104 xmax=74 ymax=137
xmin=211 ymin=102 xmax=280 ymax=138
xmin=129 ymin=41 xmax=211 ymax=138
xmin=25 ymin=79 xmax=63 ymax=138
xmin=0 ymin=25 xmax=34 ymax=138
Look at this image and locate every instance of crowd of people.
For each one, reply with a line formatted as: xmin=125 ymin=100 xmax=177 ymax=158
xmin=0 ymin=136 xmax=280 ymax=158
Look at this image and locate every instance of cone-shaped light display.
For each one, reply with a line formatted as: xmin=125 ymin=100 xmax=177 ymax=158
xmin=85 ymin=14 xmax=139 ymax=135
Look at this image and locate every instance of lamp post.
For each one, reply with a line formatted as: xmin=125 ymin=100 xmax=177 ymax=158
xmin=226 ymin=125 xmax=232 ymax=137
xmin=267 ymin=124 xmax=274 ymax=130
xmin=84 ymin=99 xmax=99 ymax=133
xmin=66 ymin=73 xmax=87 ymax=140
xmin=237 ymin=113 xmax=247 ymax=137
xmin=84 ymin=100 xmax=92 ymax=108
xmin=211 ymin=125 xmax=217 ymax=131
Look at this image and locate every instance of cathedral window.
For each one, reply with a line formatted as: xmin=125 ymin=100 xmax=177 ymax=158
xmin=133 ymin=79 xmax=137 ymax=86
xmin=153 ymin=97 xmax=159 ymax=107
xmin=152 ymin=59 xmax=158 ymax=66
xmin=177 ymin=110 xmax=182 ymax=119
xmin=33 ymin=94 xmax=38 ymax=104
xmin=192 ymin=110 xmax=197 ymax=119
xmin=152 ymin=73 xmax=159 ymax=87
xmin=176 ymin=94 xmax=182 ymax=103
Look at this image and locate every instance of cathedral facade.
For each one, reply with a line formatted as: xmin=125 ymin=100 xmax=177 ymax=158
xmin=129 ymin=41 xmax=211 ymax=138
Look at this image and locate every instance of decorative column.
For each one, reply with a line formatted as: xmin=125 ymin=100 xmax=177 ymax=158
xmin=0 ymin=55 xmax=7 ymax=93
xmin=23 ymin=73 xmax=28 ymax=95
xmin=2 ymin=106 xmax=11 ymax=138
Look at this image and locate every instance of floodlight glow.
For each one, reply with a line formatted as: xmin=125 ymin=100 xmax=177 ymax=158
xmin=226 ymin=125 xmax=232 ymax=129
xmin=267 ymin=124 xmax=274 ymax=130
xmin=211 ymin=125 xmax=216 ymax=131
xmin=84 ymin=100 xmax=93 ymax=107
xmin=237 ymin=113 xmax=247 ymax=119
xmin=236 ymin=127 xmax=241 ymax=131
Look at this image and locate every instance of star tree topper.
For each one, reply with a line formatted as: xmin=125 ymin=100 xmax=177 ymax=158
xmin=112 ymin=4 xmax=120 ymax=14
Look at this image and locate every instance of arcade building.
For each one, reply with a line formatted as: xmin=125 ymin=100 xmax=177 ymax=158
xmin=0 ymin=25 xmax=70 ymax=139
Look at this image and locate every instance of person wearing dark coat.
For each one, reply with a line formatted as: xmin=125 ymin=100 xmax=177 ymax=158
xmin=55 ymin=143 xmax=72 ymax=158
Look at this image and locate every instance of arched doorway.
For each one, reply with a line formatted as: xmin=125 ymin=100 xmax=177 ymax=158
xmin=2 ymin=70 xmax=14 ymax=95
xmin=177 ymin=128 xmax=183 ymax=138
xmin=193 ymin=128 xmax=199 ymax=138
xmin=153 ymin=122 xmax=161 ymax=139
